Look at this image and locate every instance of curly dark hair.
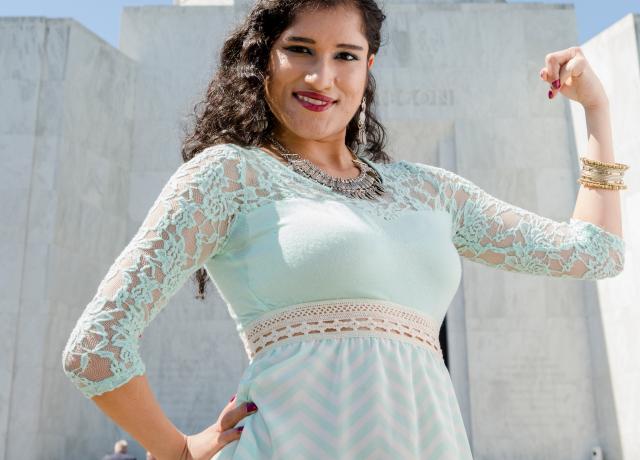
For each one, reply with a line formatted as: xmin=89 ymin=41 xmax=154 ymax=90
xmin=181 ymin=0 xmax=390 ymax=299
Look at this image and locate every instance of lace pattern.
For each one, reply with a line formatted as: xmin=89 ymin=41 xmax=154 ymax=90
xmin=61 ymin=145 xmax=245 ymax=399
xmin=249 ymin=149 xmax=625 ymax=280
xmin=406 ymin=162 xmax=626 ymax=279
xmin=60 ymin=142 xmax=626 ymax=400
xmin=239 ymin=298 xmax=443 ymax=361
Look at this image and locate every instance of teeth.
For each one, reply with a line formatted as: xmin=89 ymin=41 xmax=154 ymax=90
xmin=296 ymin=94 xmax=329 ymax=106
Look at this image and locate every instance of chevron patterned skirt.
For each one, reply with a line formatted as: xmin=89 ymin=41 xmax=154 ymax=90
xmin=213 ymin=298 xmax=473 ymax=459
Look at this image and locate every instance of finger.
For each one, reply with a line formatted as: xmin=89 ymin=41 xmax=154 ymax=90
xmin=548 ymin=53 xmax=588 ymax=99
xmin=544 ymin=47 xmax=576 ymax=84
xmin=218 ymin=401 xmax=259 ymax=431
xmin=218 ymin=425 xmax=244 ymax=445
xmin=548 ymin=61 xmax=566 ymax=98
xmin=212 ymin=425 xmax=244 ymax=450
xmin=539 ymin=67 xmax=548 ymax=81
xmin=558 ymin=54 xmax=586 ymax=87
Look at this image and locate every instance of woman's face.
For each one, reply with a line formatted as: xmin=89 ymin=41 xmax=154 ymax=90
xmin=264 ymin=4 xmax=375 ymax=143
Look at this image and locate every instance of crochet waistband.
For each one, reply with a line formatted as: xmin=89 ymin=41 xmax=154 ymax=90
xmin=238 ymin=298 xmax=443 ymax=361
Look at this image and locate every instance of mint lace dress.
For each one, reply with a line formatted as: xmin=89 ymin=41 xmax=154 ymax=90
xmin=61 ymin=143 xmax=625 ymax=460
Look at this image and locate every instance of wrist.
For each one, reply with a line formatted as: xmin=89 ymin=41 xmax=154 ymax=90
xmin=179 ymin=433 xmax=192 ymax=460
xmin=159 ymin=432 xmax=191 ymax=460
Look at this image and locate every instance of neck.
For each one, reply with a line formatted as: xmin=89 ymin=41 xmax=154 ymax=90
xmin=268 ymin=129 xmax=355 ymax=171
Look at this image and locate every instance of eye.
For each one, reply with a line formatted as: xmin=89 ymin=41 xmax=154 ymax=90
xmin=284 ymin=46 xmax=312 ymax=55
xmin=338 ymin=52 xmax=359 ymax=61
xmin=283 ymin=46 xmax=359 ymax=62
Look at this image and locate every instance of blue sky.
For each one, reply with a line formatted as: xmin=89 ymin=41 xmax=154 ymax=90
xmin=0 ymin=1 xmax=637 ymax=48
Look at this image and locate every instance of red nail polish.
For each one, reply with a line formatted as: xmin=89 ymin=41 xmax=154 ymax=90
xmin=552 ymin=79 xmax=561 ymax=89
xmin=548 ymin=90 xmax=553 ymax=99
xmin=229 ymin=394 xmax=236 ymax=403
xmin=246 ymin=402 xmax=258 ymax=413
xmin=236 ymin=426 xmax=244 ymax=432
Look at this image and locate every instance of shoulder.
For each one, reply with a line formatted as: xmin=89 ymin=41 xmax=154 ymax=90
xmin=395 ymin=159 xmax=437 ymax=175
xmin=400 ymin=160 xmax=480 ymax=189
xmin=392 ymin=159 xmax=457 ymax=186
xmin=177 ymin=143 xmax=252 ymax=182
xmin=159 ymin=144 xmax=251 ymax=205
xmin=189 ymin=143 xmax=250 ymax=167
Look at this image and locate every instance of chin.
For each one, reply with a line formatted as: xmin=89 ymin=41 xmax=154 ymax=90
xmin=278 ymin=120 xmax=329 ymax=139
xmin=294 ymin=128 xmax=340 ymax=141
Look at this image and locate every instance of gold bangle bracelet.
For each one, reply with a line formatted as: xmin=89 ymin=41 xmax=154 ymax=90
xmin=582 ymin=172 xmax=625 ymax=182
xmin=580 ymin=156 xmax=629 ymax=171
xmin=578 ymin=181 xmax=626 ymax=191
xmin=577 ymin=178 xmax=627 ymax=190
xmin=581 ymin=164 xmax=625 ymax=177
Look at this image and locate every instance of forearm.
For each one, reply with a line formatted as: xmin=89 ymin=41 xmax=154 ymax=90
xmin=571 ymin=101 xmax=624 ymax=238
xmin=91 ymin=374 xmax=189 ymax=460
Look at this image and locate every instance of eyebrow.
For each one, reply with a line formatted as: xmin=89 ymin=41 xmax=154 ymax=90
xmin=284 ymin=36 xmax=364 ymax=51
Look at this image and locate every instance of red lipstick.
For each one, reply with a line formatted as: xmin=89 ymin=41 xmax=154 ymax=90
xmin=293 ymin=91 xmax=337 ymax=112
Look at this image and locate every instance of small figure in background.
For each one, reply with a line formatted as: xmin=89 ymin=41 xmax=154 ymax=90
xmin=101 ymin=439 xmax=136 ymax=460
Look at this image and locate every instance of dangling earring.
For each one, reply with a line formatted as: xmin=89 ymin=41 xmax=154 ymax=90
xmin=356 ymin=96 xmax=367 ymax=156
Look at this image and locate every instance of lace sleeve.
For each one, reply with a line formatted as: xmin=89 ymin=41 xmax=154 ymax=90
xmin=61 ymin=144 xmax=244 ymax=399
xmin=415 ymin=163 xmax=625 ymax=280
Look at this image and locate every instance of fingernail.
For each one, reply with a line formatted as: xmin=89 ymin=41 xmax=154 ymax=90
xmin=229 ymin=394 xmax=236 ymax=403
xmin=246 ymin=402 xmax=258 ymax=413
xmin=552 ymin=79 xmax=561 ymax=89
xmin=236 ymin=426 xmax=244 ymax=432
xmin=548 ymin=90 xmax=553 ymax=99
xmin=540 ymin=69 xmax=545 ymax=78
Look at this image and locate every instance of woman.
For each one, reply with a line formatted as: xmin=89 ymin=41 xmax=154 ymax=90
xmin=61 ymin=0 xmax=629 ymax=458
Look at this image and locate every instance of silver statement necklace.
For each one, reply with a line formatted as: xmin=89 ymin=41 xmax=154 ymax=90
xmin=266 ymin=135 xmax=385 ymax=200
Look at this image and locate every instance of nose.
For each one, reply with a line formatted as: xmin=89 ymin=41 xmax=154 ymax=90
xmin=304 ymin=56 xmax=336 ymax=90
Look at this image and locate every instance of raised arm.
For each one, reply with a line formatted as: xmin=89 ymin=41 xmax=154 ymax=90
xmin=61 ymin=144 xmax=244 ymax=399
xmin=413 ymin=163 xmax=625 ymax=280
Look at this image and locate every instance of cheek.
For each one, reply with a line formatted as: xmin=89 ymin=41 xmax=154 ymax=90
xmin=269 ymin=53 xmax=296 ymax=84
xmin=271 ymin=72 xmax=296 ymax=99
xmin=342 ymin=69 xmax=367 ymax=94
xmin=341 ymin=80 xmax=366 ymax=109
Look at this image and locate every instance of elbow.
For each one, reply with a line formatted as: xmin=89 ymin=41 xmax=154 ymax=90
xmin=610 ymin=243 xmax=626 ymax=277
xmin=61 ymin=320 xmax=90 ymax=380
xmin=61 ymin=347 xmax=92 ymax=398
xmin=61 ymin=333 xmax=146 ymax=399
xmin=594 ymin=247 xmax=626 ymax=280
xmin=61 ymin=348 xmax=80 ymax=378
xmin=61 ymin=330 xmax=79 ymax=378
xmin=609 ymin=255 xmax=625 ymax=278
xmin=61 ymin=343 xmax=85 ymax=388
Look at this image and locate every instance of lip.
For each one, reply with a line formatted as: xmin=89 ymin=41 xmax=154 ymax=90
xmin=294 ymin=91 xmax=336 ymax=103
xmin=293 ymin=91 xmax=337 ymax=112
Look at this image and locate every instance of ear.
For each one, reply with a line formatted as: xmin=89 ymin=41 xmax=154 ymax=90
xmin=367 ymin=54 xmax=375 ymax=70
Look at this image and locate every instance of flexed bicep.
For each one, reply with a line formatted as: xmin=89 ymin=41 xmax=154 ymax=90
xmin=444 ymin=171 xmax=625 ymax=279
xmin=408 ymin=161 xmax=625 ymax=280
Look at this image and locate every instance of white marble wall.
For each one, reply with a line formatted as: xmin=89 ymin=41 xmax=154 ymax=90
xmin=569 ymin=13 xmax=640 ymax=460
xmin=0 ymin=17 xmax=136 ymax=460
xmin=0 ymin=17 xmax=48 ymax=460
